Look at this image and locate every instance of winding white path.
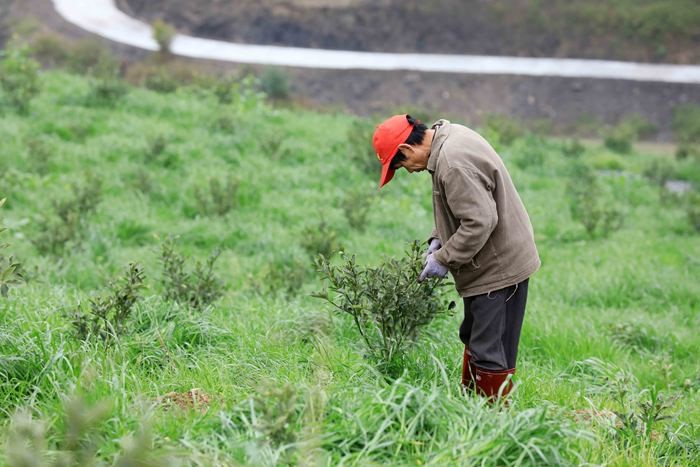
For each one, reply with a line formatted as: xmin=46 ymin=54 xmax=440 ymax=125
xmin=53 ymin=0 xmax=700 ymax=84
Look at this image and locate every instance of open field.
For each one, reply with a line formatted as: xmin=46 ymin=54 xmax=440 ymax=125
xmin=1 ymin=70 xmax=699 ymax=465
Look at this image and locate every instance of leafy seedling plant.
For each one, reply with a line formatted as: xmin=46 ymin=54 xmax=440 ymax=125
xmin=193 ymin=175 xmax=239 ymax=217
xmin=33 ymin=174 xmax=102 ymax=255
xmin=566 ymin=162 xmax=626 ymax=238
xmin=341 ymin=188 xmax=375 ymax=232
xmin=0 ymin=198 xmax=23 ymax=297
xmin=160 ymin=237 xmax=224 ymax=310
xmin=0 ymin=43 xmax=41 ymax=113
xmin=315 ymin=241 xmax=454 ymax=376
xmin=301 ymin=219 xmax=343 ymax=262
xmin=69 ymin=263 xmax=145 ymax=344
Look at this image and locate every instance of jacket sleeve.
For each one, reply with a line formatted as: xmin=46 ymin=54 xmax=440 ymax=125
xmin=432 ymin=167 xmax=498 ymax=269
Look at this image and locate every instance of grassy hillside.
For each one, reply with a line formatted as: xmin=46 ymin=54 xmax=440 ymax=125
xmin=0 ymin=70 xmax=699 ymax=465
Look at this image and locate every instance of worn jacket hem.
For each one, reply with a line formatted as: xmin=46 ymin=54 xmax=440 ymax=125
xmin=456 ymin=257 xmax=541 ymax=298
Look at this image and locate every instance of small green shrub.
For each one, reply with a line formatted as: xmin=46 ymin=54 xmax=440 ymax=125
xmin=204 ymin=75 xmax=267 ymax=110
xmin=229 ymin=381 xmax=320 ymax=464
xmin=252 ymin=381 xmax=300 ymax=447
xmin=346 ymin=119 xmax=379 ymax=177
xmin=125 ymin=60 xmax=202 ymax=93
xmin=67 ymin=38 xmax=116 ymax=75
xmin=261 ymin=134 xmax=283 ymax=153
xmin=672 ymin=105 xmax=700 ymax=160
xmin=512 ymin=135 xmax=546 ymax=170
xmin=0 ymin=45 xmax=41 ymax=113
xmin=232 ymin=74 xmax=268 ymax=112
xmin=148 ymin=134 xmax=168 ymax=158
xmin=260 ymin=68 xmax=290 ymax=101
xmin=90 ymin=76 xmax=128 ymax=105
xmin=280 ymin=310 xmax=333 ymax=344
xmin=566 ymin=163 xmax=625 ymax=238
xmin=146 ymin=60 xmax=210 ymax=91
xmin=260 ymin=255 xmax=310 ymax=297
xmin=0 ymin=198 xmax=23 ymax=297
xmin=589 ymin=152 xmax=626 ymax=171
xmin=314 ymin=242 xmax=454 ymax=374
xmin=341 ymin=189 xmax=374 ymax=232
xmin=211 ymin=75 xmax=237 ymax=104
xmin=144 ymin=134 xmax=178 ymax=167
xmin=160 ymin=237 xmax=224 ymax=310
xmin=33 ymin=174 xmax=102 ymax=255
xmin=482 ymin=114 xmax=524 ymax=148
xmin=152 ymin=19 xmax=176 ymax=55
xmin=621 ymin=0 xmax=700 ymax=43
xmin=561 ymin=139 xmax=586 ymax=158
xmin=87 ymin=57 xmax=128 ymax=106
xmin=610 ymin=383 xmax=679 ymax=447
xmin=682 ymin=191 xmax=700 ymax=233
xmin=30 ymin=33 xmax=71 ymax=67
xmin=604 ymin=115 xmax=656 ymax=154
xmin=69 ymin=263 xmax=145 ymax=343
xmin=130 ymin=167 xmax=155 ymax=195
xmin=676 ymin=143 xmax=700 ymax=160
xmin=642 ymin=159 xmax=676 ymax=188
xmin=301 ymin=219 xmax=343 ymax=261
xmin=144 ymin=70 xmax=179 ymax=93
xmin=25 ymin=135 xmax=53 ymax=175
xmin=212 ymin=113 xmax=236 ymax=133
xmin=193 ymin=175 xmax=239 ymax=216
xmin=604 ymin=129 xmax=633 ymax=154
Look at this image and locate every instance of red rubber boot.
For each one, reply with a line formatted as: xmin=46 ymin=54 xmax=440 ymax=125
xmin=473 ymin=366 xmax=515 ymax=400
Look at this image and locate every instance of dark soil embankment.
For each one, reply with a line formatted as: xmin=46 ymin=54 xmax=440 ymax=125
xmin=119 ymin=0 xmax=700 ymax=64
xmin=115 ymin=0 xmax=700 ymax=140
xmin=285 ymin=68 xmax=699 ymax=141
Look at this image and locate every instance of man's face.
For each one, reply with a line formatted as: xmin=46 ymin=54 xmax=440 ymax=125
xmin=395 ymin=143 xmax=430 ymax=173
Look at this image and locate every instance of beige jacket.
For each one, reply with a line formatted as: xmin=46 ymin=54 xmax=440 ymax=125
xmin=428 ymin=120 xmax=540 ymax=297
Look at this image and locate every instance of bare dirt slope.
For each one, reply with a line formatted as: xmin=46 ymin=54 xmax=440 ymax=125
xmin=114 ymin=0 xmax=700 ymax=140
xmin=119 ymin=0 xmax=699 ymax=63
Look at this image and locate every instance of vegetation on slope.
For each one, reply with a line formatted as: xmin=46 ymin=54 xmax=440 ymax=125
xmin=0 ymin=52 xmax=699 ymax=464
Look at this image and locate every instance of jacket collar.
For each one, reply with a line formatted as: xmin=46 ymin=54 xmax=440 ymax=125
xmin=427 ymin=119 xmax=450 ymax=173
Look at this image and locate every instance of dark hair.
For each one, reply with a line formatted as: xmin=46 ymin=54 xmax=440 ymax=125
xmin=389 ymin=115 xmax=427 ymax=170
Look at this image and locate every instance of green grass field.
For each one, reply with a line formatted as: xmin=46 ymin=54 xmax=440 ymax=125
xmin=1 ymin=71 xmax=699 ymax=466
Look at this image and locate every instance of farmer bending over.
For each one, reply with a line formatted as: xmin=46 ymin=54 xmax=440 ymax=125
xmin=372 ymin=115 xmax=541 ymax=399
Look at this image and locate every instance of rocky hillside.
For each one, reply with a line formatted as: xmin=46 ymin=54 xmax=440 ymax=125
xmin=119 ymin=0 xmax=700 ymax=63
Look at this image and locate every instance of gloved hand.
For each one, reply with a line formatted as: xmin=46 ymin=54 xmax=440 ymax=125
xmin=418 ymin=253 xmax=448 ymax=282
xmin=424 ymin=238 xmax=442 ymax=260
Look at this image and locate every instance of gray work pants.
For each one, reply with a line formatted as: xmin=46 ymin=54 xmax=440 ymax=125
xmin=459 ymin=279 xmax=529 ymax=371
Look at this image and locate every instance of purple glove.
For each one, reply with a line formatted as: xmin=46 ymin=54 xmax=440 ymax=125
xmin=418 ymin=253 xmax=448 ymax=282
xmin=424 ymin=238 xmax=442 ymax=260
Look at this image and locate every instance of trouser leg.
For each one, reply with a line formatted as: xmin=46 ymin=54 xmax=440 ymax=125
xmin=459 ymin=279 xmax=529 ymax=397
xmin=460 ymin=279 xmax=528 ymax=369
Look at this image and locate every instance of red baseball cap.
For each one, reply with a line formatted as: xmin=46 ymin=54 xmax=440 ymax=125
xmin=372 ymin=114 xmax=414 ymax=188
